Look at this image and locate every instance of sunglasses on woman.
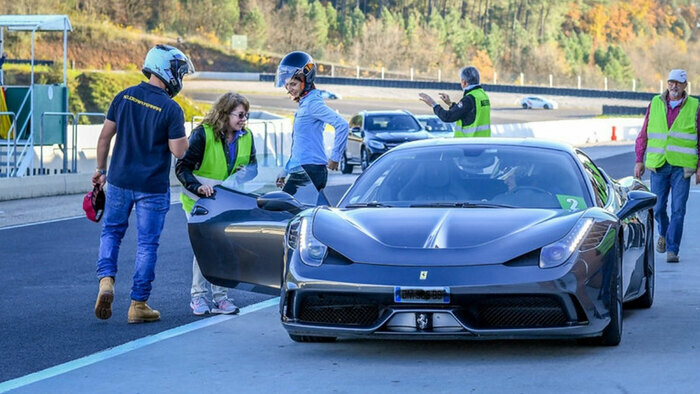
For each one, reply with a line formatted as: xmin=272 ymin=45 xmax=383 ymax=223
xmin=230 ymin=112 xmax=249 ymax=120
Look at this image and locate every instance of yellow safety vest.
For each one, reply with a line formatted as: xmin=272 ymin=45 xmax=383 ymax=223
xmin=455 ymin=87 xmax=491 ymax=138
xmin=645 ymin=95 xmax=698 ymax=169
xmin=180 ymin=123 xmax=253 ymax=213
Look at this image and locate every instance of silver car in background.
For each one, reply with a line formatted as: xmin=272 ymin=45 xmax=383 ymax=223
xmin=415 ymin=114 xmax=455 ymax=138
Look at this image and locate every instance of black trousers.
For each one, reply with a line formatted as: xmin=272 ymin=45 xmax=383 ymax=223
xmin=282 ymin=164 xmax=328 ymax=195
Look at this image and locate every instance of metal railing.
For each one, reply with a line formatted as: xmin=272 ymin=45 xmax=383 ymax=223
xmin=40 ymin=112 xmax=75 ymax=175
xmin=74 ymin=113 xmax=106 ymax=173
xmin=1 ymin=111 xmax=16 ymax=176
xmin=1 ymin=86 xmax=33 ymax=177
xmin=190 ymin=116 xmax=286 ymax=167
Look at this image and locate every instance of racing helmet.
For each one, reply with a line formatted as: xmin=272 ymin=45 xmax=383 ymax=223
xmin=274 ymin=51 xmax=316 ymax=92
xmin=142 ymin=44 xmax=195 ymax=97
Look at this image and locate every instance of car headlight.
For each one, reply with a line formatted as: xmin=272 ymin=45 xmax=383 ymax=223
xmin=293 ymin=217 xmax=327 ymax=266
xmin=539 ymin=218 xmax=594 ymax=269
xmin=368 ymin=140 xmax=385 ymax=150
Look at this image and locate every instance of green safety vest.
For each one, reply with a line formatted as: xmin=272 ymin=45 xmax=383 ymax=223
xmin=645 ymin=95 xmax=699 ymax=169
xmin=180 ymin=123 xmax=253 ymax=213
xmin=454 ymin=87 xmax=491 ymax=138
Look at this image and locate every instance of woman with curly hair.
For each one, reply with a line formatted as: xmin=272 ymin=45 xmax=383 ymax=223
xmin=176 ymin=92 xmax=257 ymax=315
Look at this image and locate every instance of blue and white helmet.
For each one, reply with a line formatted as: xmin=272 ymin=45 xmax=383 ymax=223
xmin=142 ymin=44 xmax=195 ymax=97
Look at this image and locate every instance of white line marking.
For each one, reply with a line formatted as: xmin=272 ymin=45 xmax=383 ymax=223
xmin=0 ymin=297 xmax=279 ymax=392
xmin=0 ymin=215 xmax=84 ymax=230
xmin=0 ymin=202 xmax=183 ymax=231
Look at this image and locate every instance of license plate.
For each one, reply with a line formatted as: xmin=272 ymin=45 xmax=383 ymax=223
xmin=394 ymin=287 xmax=450 ymax=304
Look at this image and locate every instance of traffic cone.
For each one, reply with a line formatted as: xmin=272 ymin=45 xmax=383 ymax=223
xmin=611 ymin=126 xmax=617 ymax=141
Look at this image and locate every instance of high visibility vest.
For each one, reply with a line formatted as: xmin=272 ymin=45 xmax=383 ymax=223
xmin=180 ymin=124 xmax=253 ymax=213
xmin=454 ymin=87 xmax=491 ymax=138
xmin=645 ymin=95 xmax=699 ymax=169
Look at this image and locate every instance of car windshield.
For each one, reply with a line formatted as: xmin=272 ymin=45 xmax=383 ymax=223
xmin=365 ymin=114 xmax=422 ymax=132
xmin=339 ymin=145 xmax=593 ymax=210
xmin=418 ymin=117 xmax=454 ymax=132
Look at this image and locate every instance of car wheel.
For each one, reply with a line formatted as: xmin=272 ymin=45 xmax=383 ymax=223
xmin=522 ymin=103 xmax=528 ymax=109
xmin=582 ymin=244 xmax=623 ymax=346
xmin=340 ymin=153 xmax=354 ymax=174
xmin=544 ymin=104 xmax=551 ymax=110
xmin=360 ymin=148 xmax=370 ymax=171
xmin=289 ymin=334 xmax=337 ymax=343
xmin=628 ymin=213 xmax=655 ymax=309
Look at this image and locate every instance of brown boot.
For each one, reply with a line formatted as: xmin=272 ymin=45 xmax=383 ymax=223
xmin=127 ymin=300 xmax=161 ymax=323
xmin=94 ymin=277 xmax=114 ymax=320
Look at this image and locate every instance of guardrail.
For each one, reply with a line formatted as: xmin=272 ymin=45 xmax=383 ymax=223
xmin=259 ymin=74 xmax=666 ymax=102
xmin=602 ymin=105 xmax=647 ymax=116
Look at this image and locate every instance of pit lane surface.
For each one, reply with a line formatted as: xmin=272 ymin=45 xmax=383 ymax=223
xmin=3 ymin=146 xmax=699 ymax=393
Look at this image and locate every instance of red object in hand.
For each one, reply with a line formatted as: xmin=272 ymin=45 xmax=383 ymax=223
xmin=83 ymin=185 xmax=105 ymax=222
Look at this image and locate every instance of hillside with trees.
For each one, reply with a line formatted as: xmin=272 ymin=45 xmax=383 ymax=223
xmin=1 ymin=0 xmax=698 ymax=91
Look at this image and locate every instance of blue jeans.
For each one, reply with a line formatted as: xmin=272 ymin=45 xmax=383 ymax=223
xmin=650 ymin=163 xmax=691 ymax=254
xmin=96 ymin=184 xmax=170 ymax=301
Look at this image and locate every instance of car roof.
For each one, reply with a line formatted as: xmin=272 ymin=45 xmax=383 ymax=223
xmin=359 ymin=110 xmax=414 ymax=116
xmin=390 ymin=137 xmax=576 ymax=154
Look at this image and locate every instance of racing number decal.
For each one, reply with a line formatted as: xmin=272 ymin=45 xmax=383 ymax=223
xmin=556 ymin=194 xmax=587 ymax=211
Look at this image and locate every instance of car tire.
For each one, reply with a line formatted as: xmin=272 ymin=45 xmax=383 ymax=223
xmin=581 ymin=243 xmax=623 ymax=346
xmin=522 ymin=103 xmax=528 ymax=109
xmin=289 ymin=334 xmax=337 ymax=343
xmin=340 ymin=153 xmax=354 ymax=174
xmin=627 ymin=213 xmax=655 ymax=309
xmin=544 ymin=104 xmax=551 ymax=110
xmin=360 ymin=148 xmax=370 ymax=171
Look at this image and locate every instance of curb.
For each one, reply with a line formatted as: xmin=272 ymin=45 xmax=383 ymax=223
xmin=0 ymin=173 xmax=93 ymax=201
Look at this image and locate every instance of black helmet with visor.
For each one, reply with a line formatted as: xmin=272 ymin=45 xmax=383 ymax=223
xmin=274 ymin=51 xmax=316 ymax=93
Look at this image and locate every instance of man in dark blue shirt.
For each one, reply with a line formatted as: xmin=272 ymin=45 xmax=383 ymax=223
xmin=92 ymin=45 xmax=194 ymax=323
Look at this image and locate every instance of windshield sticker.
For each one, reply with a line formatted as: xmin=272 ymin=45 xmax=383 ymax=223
xmin=556 ymin=195 xmax=587 ymax=211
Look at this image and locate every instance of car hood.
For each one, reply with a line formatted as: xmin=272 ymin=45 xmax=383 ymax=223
xmin=312 ymin=207 xmax=583 ymax=266
xmin=373 ymin=131 xmax=430 ymax=142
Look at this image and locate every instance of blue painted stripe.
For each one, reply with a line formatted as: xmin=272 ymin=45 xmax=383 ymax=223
xmin=0 ymin=297 xmax=279 ymax=392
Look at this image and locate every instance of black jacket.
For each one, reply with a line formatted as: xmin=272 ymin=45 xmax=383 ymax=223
xmin=175 ymin=125 xmax=258 ymax=197
xmin=433 ymin=85 xmax=483 ymax=126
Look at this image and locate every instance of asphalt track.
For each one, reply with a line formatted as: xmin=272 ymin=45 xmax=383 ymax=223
xmin=3 ymin=148 xmax=700 ymax=392
xmin=0 ymin=185 xmax=349 ymax=384
xmin=189 ymin=91 xmax=599 ymax=124
xmin=0 ymin=147 xmax=641 ymax=386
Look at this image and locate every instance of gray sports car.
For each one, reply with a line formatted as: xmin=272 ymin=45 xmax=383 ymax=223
xmin=188 ymin=138 xmax=656 ymax=346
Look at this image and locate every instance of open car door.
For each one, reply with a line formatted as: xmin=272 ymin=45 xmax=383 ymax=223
xmin=187 ymin=160 xmax=328 ymax=294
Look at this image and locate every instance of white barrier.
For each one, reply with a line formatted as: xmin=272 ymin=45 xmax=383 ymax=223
xmin=26 ymin=117 xmax=642 ymax=175
xmin=492 ymin=118 xmax=643 ymax=146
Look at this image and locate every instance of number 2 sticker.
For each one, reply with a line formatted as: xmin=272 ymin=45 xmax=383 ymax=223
xmin=556 ymin=195 xmax=587 ymax=211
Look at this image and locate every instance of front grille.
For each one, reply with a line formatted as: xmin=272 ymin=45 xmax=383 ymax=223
xmin=465 ymin=295 xmax=569 ymax=329
xmin=297 ymin=294 xmax=381 ymax=327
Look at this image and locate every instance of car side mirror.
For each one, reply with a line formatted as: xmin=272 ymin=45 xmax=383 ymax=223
xmin=351 ymin=126 xmax=361 ymax=135
xmin=425 ymin=125 xmax=433 ymax=131
xmin=618 ymin=190 xmax=656 ymax=221
xmin=257 ymin=191 xmax=304 ymax=214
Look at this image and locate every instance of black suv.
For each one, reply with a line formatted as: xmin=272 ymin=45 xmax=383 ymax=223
xmin=340 ymin=110 xmax=430 ymax=173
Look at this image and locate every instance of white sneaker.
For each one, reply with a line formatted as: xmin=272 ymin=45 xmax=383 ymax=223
xmin=190 ymin=297 xmax=210 ymax=316
xmin=212 ymin=298 xmax=240 ymax=315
